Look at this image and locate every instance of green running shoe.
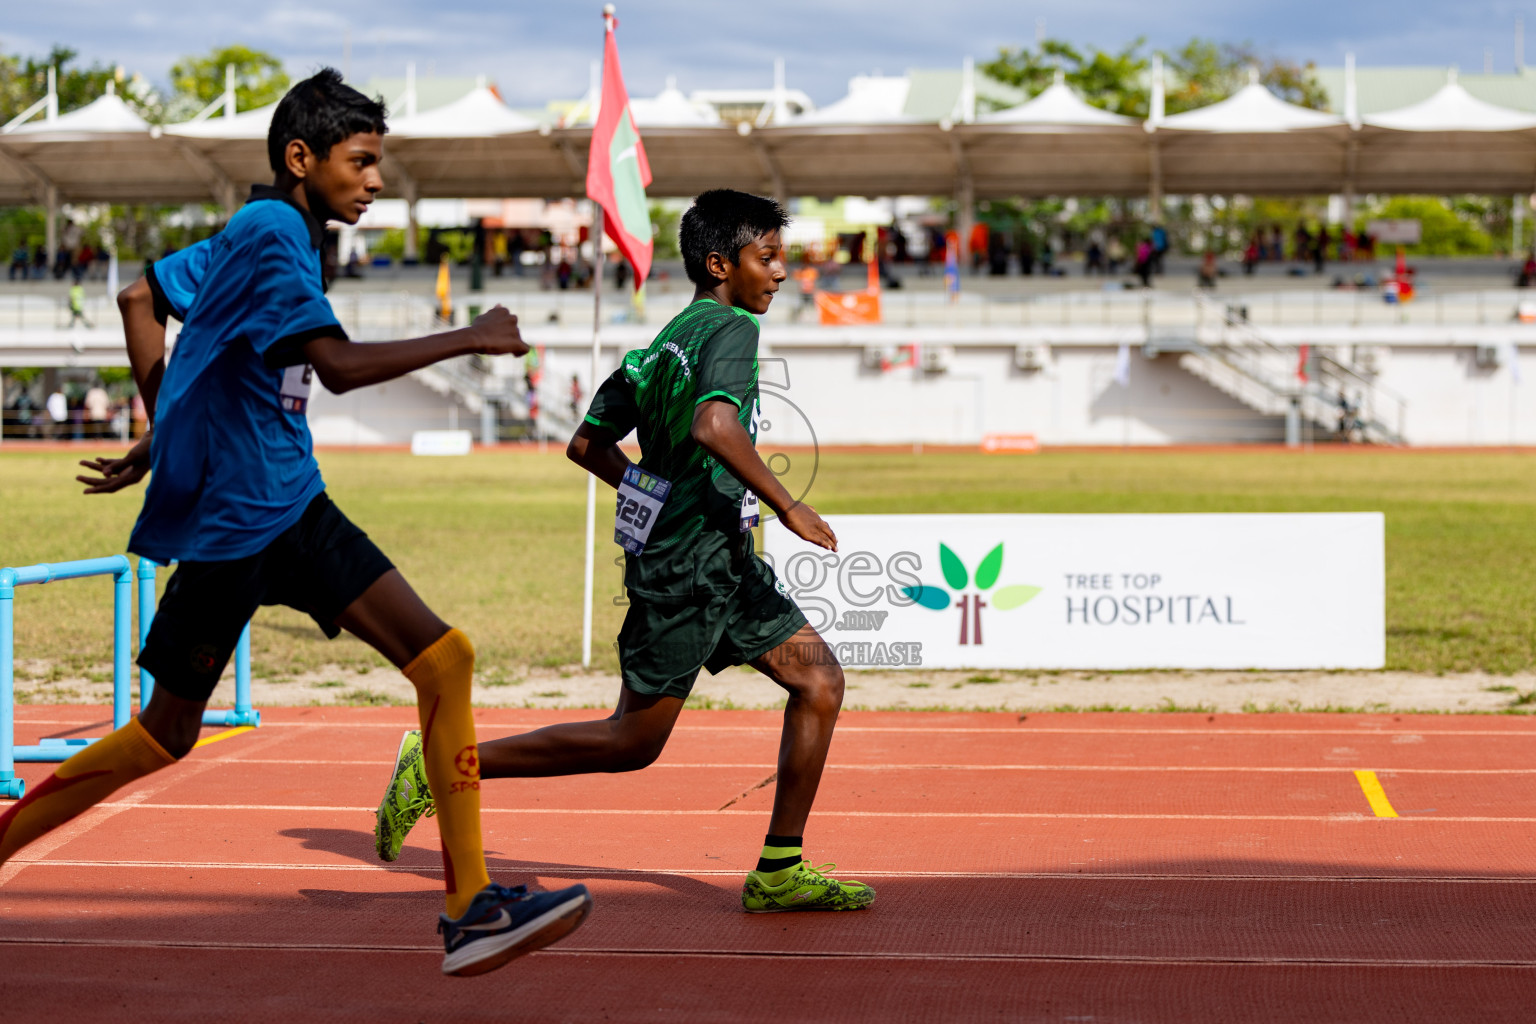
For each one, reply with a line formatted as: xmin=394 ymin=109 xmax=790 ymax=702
xmin=741 ymin=860 xmax=876 ymax=913
xmin=375 ymin=729 xmax=435 ymax=862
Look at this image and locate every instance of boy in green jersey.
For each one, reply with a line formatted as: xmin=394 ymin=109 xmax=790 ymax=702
xmin=376 ymin=190 xmax=873 ymax=913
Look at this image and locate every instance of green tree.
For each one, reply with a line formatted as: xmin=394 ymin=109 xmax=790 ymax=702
xmin=168 ymin=45 xmax=289 ymax=119
xmin=1164 ymin=39 xmax=1328 ymax=113
xmin=1364 ymin=197 xmax=1496 ymax=256
xmin=982 ymin=36 xmax=1327 ymax=119
xmin=981 ymin=38 xmax=1150 ymax=117
xmin=0 ymin=45 xmax=156 ymax=124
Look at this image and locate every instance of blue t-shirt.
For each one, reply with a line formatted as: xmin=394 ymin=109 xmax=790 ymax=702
xmin=128 ymin=187 xmax=344 ymax=563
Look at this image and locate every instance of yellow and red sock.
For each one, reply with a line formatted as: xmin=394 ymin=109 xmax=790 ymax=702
xmin=404 ymin=628 xmax=491 ymax=918
xmin=0 ymin=717 xmax=175 ymax=864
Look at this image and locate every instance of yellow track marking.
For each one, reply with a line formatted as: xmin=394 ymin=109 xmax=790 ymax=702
xmin=1354 ymin=770 xmax=1399 ymax=818
xmin=193 ymin=726 xmax=255 ymax=749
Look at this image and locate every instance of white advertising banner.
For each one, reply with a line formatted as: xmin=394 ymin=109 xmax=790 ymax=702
xmin=764 ymin=514 xmax=1384 ymax=670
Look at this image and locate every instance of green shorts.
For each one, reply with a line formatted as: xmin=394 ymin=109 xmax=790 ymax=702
xmin=617 ymin=556 xmax=808 ymax=700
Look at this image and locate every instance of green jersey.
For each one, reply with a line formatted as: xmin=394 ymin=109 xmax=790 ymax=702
xmin=585 ymin=298 xmax=763 ymax=601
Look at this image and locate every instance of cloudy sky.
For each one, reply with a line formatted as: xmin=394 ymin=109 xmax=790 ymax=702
xmin=5 ymin=1 xmax=1534 ymax=108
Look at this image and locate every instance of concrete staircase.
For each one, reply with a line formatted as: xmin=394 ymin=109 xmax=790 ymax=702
xmin=1150 ymin=297 xmax=1407 ymax=445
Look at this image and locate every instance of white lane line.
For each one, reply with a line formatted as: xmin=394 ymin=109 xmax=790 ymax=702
xmin=18 ymin=861 xmax=1536 ymax=884
xmin=93 ymin=802 xmax=1536 ymax=822
xmin=202 ymin=758 xmax=1536 ymax=775
xmin=19 ymin=720 xmax=1536 ymax=737
xmin=0 ymin=935 xmax=1530 ymax=968
xmin=0 ymin=728 xmax=294 ymax=891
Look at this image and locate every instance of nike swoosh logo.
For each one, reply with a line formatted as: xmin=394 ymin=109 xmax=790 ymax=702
xmin=460 ymin=909 xmax=512 ymax=932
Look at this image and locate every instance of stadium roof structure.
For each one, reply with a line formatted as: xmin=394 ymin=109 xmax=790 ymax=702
xmin=628 ymin=80 xmax=721 ymax=127
xmin=1315 ymin=64 xmax=1536 ymax=115
xmin=12 ymin=61 xmax=1536 ymax=220
xmin=960 ymin=73 xmax=1147 ymax=196
xmin=0 ymin=89 xmax=221 ymax=206
xmin=1352 ymin=77 xmax=1536 ymax=193
xmin=1154 ymin=75 xmax=1351 ymax=195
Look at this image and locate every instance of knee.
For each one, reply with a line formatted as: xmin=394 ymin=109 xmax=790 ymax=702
xmin=796 ymin=665 xmax=845 ymax=716
xmin=602 ymin=731 xmax=669 ymax=773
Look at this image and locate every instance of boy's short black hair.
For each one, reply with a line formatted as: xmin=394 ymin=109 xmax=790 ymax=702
xmin=680 ymin=189 xmax=789 ymax=287
xmin=267 ymin=68 xmax=388 ymax=173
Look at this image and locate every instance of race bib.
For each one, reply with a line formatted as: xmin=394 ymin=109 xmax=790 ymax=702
xmin=615 ymin=465 xmax=671 ymax=555
xmin=739 ymin=489 xmax=760 ymax=532
xmin=280 ymin=364 xmax=313 ymax=414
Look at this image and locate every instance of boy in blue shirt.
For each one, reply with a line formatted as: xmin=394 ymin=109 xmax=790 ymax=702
xmin=0 ymin=69 xmax=590 ymax=977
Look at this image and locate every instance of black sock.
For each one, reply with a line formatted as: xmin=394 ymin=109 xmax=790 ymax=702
xmin=755 ymin=833 xmax=803 ymax=875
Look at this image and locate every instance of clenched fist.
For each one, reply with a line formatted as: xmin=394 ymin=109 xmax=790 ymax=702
xmin=470 ymin=305 xmax=529 ymax=357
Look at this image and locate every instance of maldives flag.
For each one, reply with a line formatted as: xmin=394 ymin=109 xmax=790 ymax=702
xmin=586 ymin=10 xmax=652 ymax=289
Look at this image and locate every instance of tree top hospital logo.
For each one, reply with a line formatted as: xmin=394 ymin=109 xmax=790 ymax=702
xmin=903 ymin=543 xmax=1041 ymax=645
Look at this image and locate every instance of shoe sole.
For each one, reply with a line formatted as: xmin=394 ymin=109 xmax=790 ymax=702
xmin=374 ymin=731 xmax=418 ymax=863
xmin=442 ymin=891 xmax=594 ymax=977
xmin=743 ymin=901 xmax=874 ymax=914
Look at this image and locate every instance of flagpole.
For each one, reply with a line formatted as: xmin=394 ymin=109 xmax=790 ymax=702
xmin=582 ymin=206 xmax=605 ymax=669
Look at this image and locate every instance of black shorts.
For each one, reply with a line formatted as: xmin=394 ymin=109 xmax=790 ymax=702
xmin=137 ymin=492 xmax=394 ymax=702
xmin=618 ymin=556 xmax=808 ymax=701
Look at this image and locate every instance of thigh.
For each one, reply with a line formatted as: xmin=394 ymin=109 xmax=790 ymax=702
xmin=705 ymin=558 xmax=809 ymax=677
xmin=138 ymin=555 xmax=268 ymax=702
xmin=616 ymin=596 xmax=725 ymax=701
xmin=333 ymin=569 xmax=450 ymax=669
xmin=267 ymin=493 xmax=397 ymax=640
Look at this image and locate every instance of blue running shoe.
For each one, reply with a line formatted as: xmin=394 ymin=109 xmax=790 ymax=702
xmin=438 ymin=882 xmax=592 ymax=977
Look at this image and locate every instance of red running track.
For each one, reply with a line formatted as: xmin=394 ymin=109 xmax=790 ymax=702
xmin=3 ymin=706 xmax=1535 ymax=1022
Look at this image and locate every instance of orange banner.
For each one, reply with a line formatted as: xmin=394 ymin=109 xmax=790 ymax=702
xmin=980 ymin=433 xmax=1040 ymax=454
xmin=815 ymin=290 xmax=882 ymax=325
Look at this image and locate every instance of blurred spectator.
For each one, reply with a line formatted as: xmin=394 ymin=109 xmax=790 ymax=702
xmin=1018 ymin=234 xmax=1036 ymax=276
xmin=1084 ymin=236 xmax=1105 ymax=276
xmin=9 ymin=244 xmax=28 ymax=280
xmin=1106 ymin=236 xmax=1126 ymax=275
xmin=67 ymin=282 xmax=92 ymax=328
xmin=492 ymin=231 xmax=508 ymax=277
xmin=31 ymin=244 xmax=46 ymax=279
xmin=1134 ymin=239 xmax=1153 ymax=288
xmin=569 ymin=374 xmax=583 ymax=423
xmin=1198 ymin=251 xmax=1219 ymax=290
xmin=987 ymin=229 xmax=1009 ymax=276
xmin=968 ymin=221 xmax=988 ymax=275
xmin=1243 ymin=234 xmax=1260 ymax=276
xmin=1520 ymin=251 xmax=1536 ymax=288
xmin=793 ymin=259 xmax=818 ymax=320
xmin=1293 ymin=224 xmax=1312 ymax=265
xmin=1150 ymin=224 xmax=1169 ymax=274
xmin=84 ymin=384 xmax=110 ymax=439
xmin=1313 ymin=226 xmax=1329 ymax=274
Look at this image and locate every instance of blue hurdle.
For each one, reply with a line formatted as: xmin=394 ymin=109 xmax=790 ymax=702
xmin=0 ymin=556 xmax=260 ymax=800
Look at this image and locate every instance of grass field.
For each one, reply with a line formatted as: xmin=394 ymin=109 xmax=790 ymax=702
xmin=2 ymin=447 xmax=1533 ymax=680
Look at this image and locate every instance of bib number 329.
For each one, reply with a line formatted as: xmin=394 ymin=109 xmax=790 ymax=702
xmin=614 ymin=465 xmax=672 ymax=555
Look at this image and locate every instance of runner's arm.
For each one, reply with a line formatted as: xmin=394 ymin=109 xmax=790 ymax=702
xmin=691 ymin=399 xmax=836 ymax=551
xmin=691 ymin=400 xmax=794 ymax=512
xmin=566 ymin=421 xmax=631 ymax=489
xmin=303 ymin=306 xmax=528 ymax=394
xmin=77 ymin=277 xmax=164 ymax=494
xmin=118 ymin=276 xmax=166 ymax=421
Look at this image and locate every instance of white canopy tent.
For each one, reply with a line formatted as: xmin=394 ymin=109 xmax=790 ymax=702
xmin=11 ymin=59 xmax=1536 ymax=261
xmin=1356 ymin=77 xmax=1536 ymax=194
xmin=1156 ymin=78 xmax=1351 ymax=196
xmin=962 ymin=74 xmax=1148 ymax=197
xmin=627 ymin=79 xmax=721 ymax=128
